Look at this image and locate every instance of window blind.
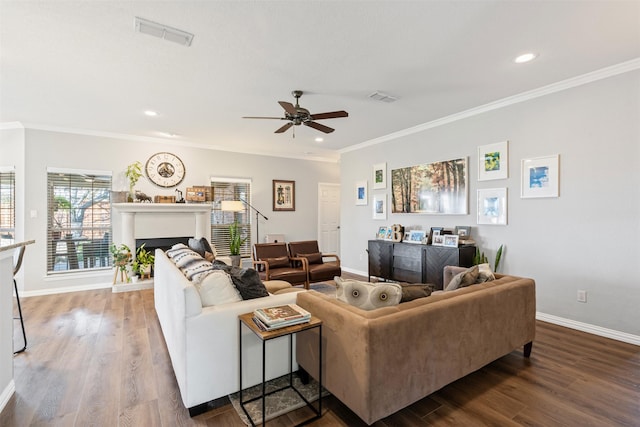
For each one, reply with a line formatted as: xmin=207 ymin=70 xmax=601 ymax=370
xmin=210 ymin=178 xmax=251 ymax=257
xmin=47 ymin=171 xmax=112 ymax=273
xmin=0 ymin=168 xmax=15 ymax=243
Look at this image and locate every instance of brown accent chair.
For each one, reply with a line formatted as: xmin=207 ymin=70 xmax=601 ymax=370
xmin=287 ymin=240 xmax=341 ymax=285
xmin=252 ymin=242 xmax=309 ymax=288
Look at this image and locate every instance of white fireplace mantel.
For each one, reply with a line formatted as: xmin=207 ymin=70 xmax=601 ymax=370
xmin=112 ymin=203 xmax=212 ymax=252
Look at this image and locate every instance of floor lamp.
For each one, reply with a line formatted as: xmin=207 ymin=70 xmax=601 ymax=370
xmin=240 ymin=197 xmax=268 ymax=244
xmin=220 ymin=199 xmax=269 ymax=244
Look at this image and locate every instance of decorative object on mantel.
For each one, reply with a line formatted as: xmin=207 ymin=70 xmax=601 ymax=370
xmin=125 ymin=161 xmax=143 ymax=202
xmin=186 ymin=186 xmax=208 ymax=202
xmin=134 ymin=190 xmax=152 ymax=203
xmin=154 ymin=195 xmax=176 ymax=203
xmin=132 ymin=243 xmax=155 ymax=280
xmin=110 ymin=243 xmax=131 ymax=284
xmin=478 ymin=141 xmax=509 ymax=181
xmin=145 ymin=152 xmax=186 ymax=188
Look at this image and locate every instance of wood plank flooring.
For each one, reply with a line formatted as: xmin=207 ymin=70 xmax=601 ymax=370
xmin=2 ymin=279 xmax=639 ymax=426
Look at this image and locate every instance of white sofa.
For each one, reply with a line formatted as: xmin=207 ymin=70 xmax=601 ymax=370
xmin=153 ymin=249 xmax=304 ymax=413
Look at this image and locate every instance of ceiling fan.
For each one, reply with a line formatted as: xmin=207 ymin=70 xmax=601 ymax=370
xmin=243 ymin=90 xmax=348 ymax=137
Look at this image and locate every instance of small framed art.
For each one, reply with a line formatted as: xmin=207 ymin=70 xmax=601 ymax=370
xmin=356 ymin=180 xmax=368 ymax=205
xmin=406 ymin=230 xmax=426 ymax=244
xmin=455 ymin=226 xmax=471 ymax=237
xmin=521 ymin=155 xmax=559 ymax=198
xmin=377 ymin=226 xmax=388 ymax=239
xmin=432 ymin=234 xmax=445 ymax=246
xmin=443 ymin=234 xmax=459 ymax=248
xmin=477 ymin=188 xmax=507 ymax=225
xmin=373 ymin=194 xmax=387 ymax=220
xmin=478 ymin=141 xmax=509 ymax=181
xmin=373 ymin=162 xmax=387 ymax=189
xmin=273 ymin=179 xmax=295 ymax=211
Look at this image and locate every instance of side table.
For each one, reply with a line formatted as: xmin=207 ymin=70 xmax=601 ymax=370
xmin=238 ymin=312 xmax=323 ymax=426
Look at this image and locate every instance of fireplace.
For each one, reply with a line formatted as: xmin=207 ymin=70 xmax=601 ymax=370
xmin=136 ymin=236 xmax=190 ymax=256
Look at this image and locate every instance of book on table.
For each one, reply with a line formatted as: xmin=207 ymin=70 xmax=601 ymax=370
xmin=253 ymin=304 xmax=311 ymax=329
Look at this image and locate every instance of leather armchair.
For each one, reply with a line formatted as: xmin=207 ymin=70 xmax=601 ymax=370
xmin=252 ymin=242 xmax=309 ymax=288
xmin=287 ymin=240 xmax=341 ymax=285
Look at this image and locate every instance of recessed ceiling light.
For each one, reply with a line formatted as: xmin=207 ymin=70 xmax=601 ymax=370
xmin=514 ymin=53 xmax=538 ymax=64
xmin=144 ymin=110 xmax=158 ymax=117
xmin=315 ymin=137 xmax=324 ymax=143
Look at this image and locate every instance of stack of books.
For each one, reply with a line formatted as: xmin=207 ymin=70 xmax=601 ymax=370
xmin=252 ymin=304 xmax=311 ymax=331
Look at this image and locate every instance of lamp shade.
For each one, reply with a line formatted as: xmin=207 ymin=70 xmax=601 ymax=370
xmin=220 ymin=200 xmax=245 ymax=212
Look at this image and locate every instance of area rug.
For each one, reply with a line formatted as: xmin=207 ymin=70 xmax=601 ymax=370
xmin=229 ymin=373 xmax=328 ymax=425
xmin=309 ymin=281 xmax=336 ymax=297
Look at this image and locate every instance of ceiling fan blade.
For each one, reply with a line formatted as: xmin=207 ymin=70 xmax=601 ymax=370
xmin=243 ymin=116 xmax=285 ymax=119
xmin=275 ymin=122 xmax=294 ymax=133
xmin=304 ymin=121 xmax=334 ymax=133
xmin=310 ymin=110 xmax=349 ymax=120
xmin=278 ymin=101 xmax=297 ymax=115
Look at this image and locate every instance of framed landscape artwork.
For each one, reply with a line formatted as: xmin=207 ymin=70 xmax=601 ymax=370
xmin=521 ymin=155 xmax=559 ymax=198
xmin=478 ymin=141 xmax=509 ymax=181
xmin=391 ymin=157 xmax=468 ymax=214
xmin=373 ymin=162 xmax=387 ymax=189
xmin=272 ymin=179 xmax=295 ymax=211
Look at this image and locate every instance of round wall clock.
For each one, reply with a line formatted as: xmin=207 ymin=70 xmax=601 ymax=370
xmin=145 ymin=152 xmax=186 ymax=188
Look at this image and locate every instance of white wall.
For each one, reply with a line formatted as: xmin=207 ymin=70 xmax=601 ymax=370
xmin=5 ymin=128 xmax=338 ymax=293
xmin=340 ymin=70 xmax=640 ymax=337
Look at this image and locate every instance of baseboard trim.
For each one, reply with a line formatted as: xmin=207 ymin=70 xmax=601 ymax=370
xmin=21 ymin=282 xmax=112 ymax=298
xmin=536 ymin=312 xmax=640 ymax=346
xmin=0 ymin=380 xmax=15 ymax=414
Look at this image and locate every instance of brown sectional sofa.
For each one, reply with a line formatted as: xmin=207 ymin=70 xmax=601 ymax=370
xmin=295 ymin=274 xmax=536 ymax=425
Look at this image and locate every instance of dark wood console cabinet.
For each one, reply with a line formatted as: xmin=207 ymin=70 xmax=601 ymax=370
xmin=367 ymin=240 xmax=475 ymax=290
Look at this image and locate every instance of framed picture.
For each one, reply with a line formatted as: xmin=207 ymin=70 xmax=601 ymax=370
xmin=272 ymin=179 xmax=295 ymax=211
xmin=385 ymin=227 xmax=393 ymax=240
xmin=391 ymin=158 xmax=468 ymax=214
xmin=455 ymin=226 xmax=471 ymax=237
xmin=373 ymin=162 xmax=387 ymax=189
xmin=426 ymin=226 xmax=444 ymax=244
xmin=373 ymin=194 xmax=387 ymax=220
xmin=432 ymin=234 xmax=445 ymax=246
xmin=403 ymin=231 xmax=411 ymax=242
xmin=478 ymin=141 xmax=509 ymax=181
xmin=477 ymin=188 xmax=508 ymax=225
xmin=356 ymin=180 xmax=368 ymax=205
xmin=406 ymin=230 xmax=426 ymax=244
xmin=521 ymin=155 xmax=560 ymax=198
xmin=443 ymin=234 xmax=459 ymax=248
xmin=377 ymin=226 xmax=388 ymax=239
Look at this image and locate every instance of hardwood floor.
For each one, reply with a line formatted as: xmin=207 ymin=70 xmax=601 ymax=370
xmin=2 ymin=281 xmax=638 ymax=426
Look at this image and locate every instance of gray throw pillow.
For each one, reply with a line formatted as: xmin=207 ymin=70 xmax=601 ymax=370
xmin=400 ymin=283 xmax=434 ymax=302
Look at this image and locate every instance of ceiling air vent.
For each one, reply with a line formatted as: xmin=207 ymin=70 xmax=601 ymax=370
xmin=134 ymin=17 xmax=194 ymax=47
xmin=368 ymin=91 xmax=398 ymax=103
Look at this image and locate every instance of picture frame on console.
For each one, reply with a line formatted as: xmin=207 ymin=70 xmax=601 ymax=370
xmin=432 ymin=234 xmax=445 ymax=246
xmin=377 ymin=226 xmax=388 ymax=239
xmin=443 ymin=234 xmax=459 ymax=248
xmin=273 ymin=179 xmax=295 ymax=211
xmin=406 ymin=230 xmax=426 ymax=244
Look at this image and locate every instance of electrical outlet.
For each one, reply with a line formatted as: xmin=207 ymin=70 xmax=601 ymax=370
xmin=577 ymin=290 xmax=587 ymax=303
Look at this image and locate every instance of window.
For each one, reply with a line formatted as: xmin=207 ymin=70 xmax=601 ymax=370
xmin=210 ymin=178 xmax=251 ymax=257
xmin=47 ymin=168 xmax=112 ymax=273
xmin=0 ymin=167 xmax=15 ymax=244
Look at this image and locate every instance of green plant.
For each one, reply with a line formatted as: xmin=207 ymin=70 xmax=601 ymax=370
xmin=132 ymin=244 xmax=155 ymax=277
xmin=473 ymin=244 xmax=504 ymax=272
xmin=110 ymin=243 xmax=131 ymax=272
xmin=228 ymin=221 xmax=248 ymax=256
xmin=125 ymin=161 xmax=143 ymax=200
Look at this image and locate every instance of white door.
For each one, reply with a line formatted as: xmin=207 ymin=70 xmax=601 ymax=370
xmin=318 ymin=183 xmax=340 ymax=256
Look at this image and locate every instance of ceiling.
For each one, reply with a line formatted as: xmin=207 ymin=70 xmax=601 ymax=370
xmin=1 ymin=1 xmax=639 ymax=162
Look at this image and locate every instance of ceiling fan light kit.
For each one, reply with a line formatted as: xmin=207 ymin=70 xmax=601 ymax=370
xmin=243 ymin=90 xmax=348 ymax=137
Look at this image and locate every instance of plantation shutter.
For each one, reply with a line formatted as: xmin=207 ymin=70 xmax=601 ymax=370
xmin=0 ymin=168 xmax=16 ymax=243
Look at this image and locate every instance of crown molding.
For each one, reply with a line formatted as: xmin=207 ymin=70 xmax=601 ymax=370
xmin=341 ymin=57 xmax=640 ymax=154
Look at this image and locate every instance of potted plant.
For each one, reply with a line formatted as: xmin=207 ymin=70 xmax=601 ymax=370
xmin=132 ymin=244 xmax=155 ymax=280
xmin=473 ymin=244 xmax=504 ymax=272
xmin=228 ymin=221 xmax=248 ymax=267
xmin=125 ymin=161 xmax=143 ymax=202
xmin=110 ymin=243 xmax=131 ymax=284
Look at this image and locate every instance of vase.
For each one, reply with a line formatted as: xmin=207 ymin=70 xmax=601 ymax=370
xmin=230 ymin=255 xmax=241 ymax=268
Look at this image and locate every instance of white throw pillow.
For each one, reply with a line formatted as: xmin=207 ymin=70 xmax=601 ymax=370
xmin=196 ymin=270 xmax=242 ymax=306
xmin=335 ymin=276 xmax=402 ymax=310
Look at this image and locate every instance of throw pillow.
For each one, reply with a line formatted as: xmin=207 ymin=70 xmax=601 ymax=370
xmin=476 ymin=263 xmax=495 ymax=283
xmin=400 ymin=283 xmax=434 ymax=302
xmin=188 ymin=237 xmax=213 ymax=258
xmin=229 ymin=267 xmax=270 ymax=300
xmin=196 ymin=270 xmax=242 ymax=306
xmin=165 ymin=243 xmax=191 ymax=259
xmin=265 ymin=256 xmax=290 ymax=269
xmin=335 ymin=277 xmax=402 ymax=310
xmin=445 ymin=265 xmax=480 ymax=291
xmin=182 ymin=260 xmax=215 ymax=284
xmin=299 ymin=252 xmax=324 ymax=265
xmin=204 ymin=251 xmax=215 ymax=262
